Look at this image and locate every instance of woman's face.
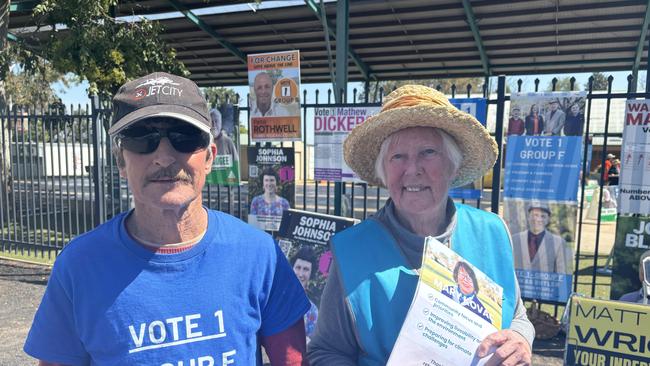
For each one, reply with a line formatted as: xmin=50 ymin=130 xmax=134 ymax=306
xmin=571 ymin=104 xmax=580 ymax=115
xmin=531 ymin=105 xmax=538 ymax=114
xmin=263 ymin=175 xmax=277 ymax=194
xmin=383 ymin=127 xmax=455 ymax=222
xmin=457 ymin=266 xmax=475 ymax=295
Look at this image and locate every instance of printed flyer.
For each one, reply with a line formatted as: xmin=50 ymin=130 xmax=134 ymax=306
xmin=610 ymin=216 xmax=650 ymax=300
xmin=313 ymin=106 xmax=380 ymax=182
xmin=565 ymin=295 xmax=650 ymax=365
xmin=247 ymin=146 xmax=294 ymax=232
xmin=248 ymin=50 xmax=301 ymax=142
xmin=387 ymin=237 xmax=501 ymax=366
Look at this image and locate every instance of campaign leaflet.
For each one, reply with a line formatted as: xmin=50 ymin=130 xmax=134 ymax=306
xmin=387 ymin=237 xmax=502 ymax=366
xmin=609 ymin=216 xmax=650 ymax=300
xmin=275 ymin=209 xmax=358 ymax=307
xmin=313 ymin=106 xmax=380 ymax=182
xmin=564 ymin=295 xmax=650 ymax=366
xmin=619 ymin=100 xmax=650 ymax=214
xmin=247 ymin=146 xmax=294 ymax=232
xmin=248 ymin=50 xmax=301 ymax=142
xmin=448 ymin=98 xmax=487 ymax=200
xmin=206 ymin=104 xmax=241 ymax=186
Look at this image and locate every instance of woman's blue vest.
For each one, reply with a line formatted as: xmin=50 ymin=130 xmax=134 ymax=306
xmin=331 ymin=203 xmax=516 ymax=366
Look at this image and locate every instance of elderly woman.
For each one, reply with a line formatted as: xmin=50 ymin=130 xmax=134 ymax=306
xmin=308 ymin=85 xmax=534 ymax=365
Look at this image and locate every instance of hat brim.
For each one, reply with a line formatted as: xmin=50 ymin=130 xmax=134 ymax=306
xmin=343 ymin=105 xmax=498 ymax=188
xmin=108 ymin=104 xmax=211 ymax=135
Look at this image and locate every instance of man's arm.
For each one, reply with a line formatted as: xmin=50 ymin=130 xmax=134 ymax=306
xmin=261 ymin=318 xmax=308 ymax=366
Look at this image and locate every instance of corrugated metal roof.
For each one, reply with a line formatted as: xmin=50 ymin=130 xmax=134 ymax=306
xmin=9 ymin=0 xmax=650 ymax=86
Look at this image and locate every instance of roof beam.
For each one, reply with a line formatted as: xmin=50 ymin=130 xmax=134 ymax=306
xmin=167 ymin=0 xmax=247 ymax=64
xmin=632 ymin=0 xmax=650 ymax=86
xmin=304 ymin=0 xmax=375 ymax=81
xmin=461 ymin=0 xmax=490 ymax=76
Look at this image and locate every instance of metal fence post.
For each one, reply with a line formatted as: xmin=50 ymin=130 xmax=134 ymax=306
xmin=91 ymin=95 xmax=106 ymax=226
xmin=491 ymin=75 xmax=506 ymax=214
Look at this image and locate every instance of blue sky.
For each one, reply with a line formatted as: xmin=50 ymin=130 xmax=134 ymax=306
xmin=53 ymin=70 xmax=644 ymax=108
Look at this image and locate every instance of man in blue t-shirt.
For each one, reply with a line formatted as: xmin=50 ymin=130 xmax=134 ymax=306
xmin=24 ymin=72 xmax=310 ymax=366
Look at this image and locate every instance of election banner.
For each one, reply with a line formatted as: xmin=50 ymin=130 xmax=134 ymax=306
xmin=503 ymin=199 xmax=576 ymax=302
xmin=206 ymin=104 xmax=241 ymax=186
xmin=449 ymin=98 xmax=487 ymax=200
xmin=248 ymin=51 xmax=301 ymax=142
xmin=618 ymin=100 xmax=650 ymax=214
xmin=247 ymin=146 xmax=294 ymax=232
xmin=275 ymin=209 xmax=358 ymax=307
xmin=565 ymin=295 xmax=650 ymax=366
xmin=314 ymin=106 xmax=380 ymax=182
xmin=610 ymin=216 xmax=650 ymax=300
xmin=387 ymin=237 xmax=501 ymax=365
xmin=503 ymin=92 xmax=585 ymax=303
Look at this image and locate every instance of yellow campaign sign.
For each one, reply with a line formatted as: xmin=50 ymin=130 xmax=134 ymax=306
xmin=565 ymin=295 xmax=650 ymax=365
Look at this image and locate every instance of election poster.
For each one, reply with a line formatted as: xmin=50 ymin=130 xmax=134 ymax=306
xmin=448 ymin=98 xmax=488 ymax=200
xmin=248 ymin=50 xmax=301 ymax=142
xmin=618 ymin=100 xmax=650 ymax=214
xmin=275 ymin=210 xmax=358 ymax=307
xmin=206 ymin=104 xmax=241 ymax=186
xmin=609 ymin=216 xmax=650 ymax=300
xmin=503 ymin=199 xmax=576 ymax=302
xmin=564 ymin=295 xmax=650 ymax=365
xmin=313 ymin=106 xmax=380 ymax=182
xmin=387 ymin=237 xmax=501 ymax=366
xmin=503 ymin=92 xmax=585 ymax=303
xmin=247 ymin=146 xmax=294 ymax=232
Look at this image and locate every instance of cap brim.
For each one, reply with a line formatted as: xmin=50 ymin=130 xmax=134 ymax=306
xmin=108 ymin=104 xmax=211 ymax=135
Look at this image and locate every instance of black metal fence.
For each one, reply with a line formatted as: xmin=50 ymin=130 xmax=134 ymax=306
xmin=1 ymin=74 xmax=646 ymax=307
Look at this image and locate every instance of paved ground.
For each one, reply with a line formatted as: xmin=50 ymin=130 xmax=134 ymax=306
xmin=0 ymin=258 xmax=566 ymax=365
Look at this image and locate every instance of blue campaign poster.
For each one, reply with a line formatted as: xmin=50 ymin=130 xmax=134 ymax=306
xmin=504 ymin=136 xmax=583 ymax=201
xmin=449 ymin=98 xmax=487 ymax=200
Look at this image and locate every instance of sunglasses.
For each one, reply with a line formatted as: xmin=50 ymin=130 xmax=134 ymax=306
xmin=117 ymin=123 xmax=211 ymax=154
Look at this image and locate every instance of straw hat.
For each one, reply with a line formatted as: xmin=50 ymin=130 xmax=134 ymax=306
xmin=343 ymin=85 xmax=498 ymax=187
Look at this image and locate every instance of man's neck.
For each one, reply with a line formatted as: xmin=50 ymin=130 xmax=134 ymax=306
xmin=257 ymin=103 xmax=271 ymax=115
xmin=127 ymin=199 xmax=208 ymax=246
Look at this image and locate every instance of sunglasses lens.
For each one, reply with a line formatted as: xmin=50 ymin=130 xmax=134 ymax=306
xmin=118 ymin=124 xmax=210 ymax=154
xmin=119 ymin=127 xmax=161 ymax=154
xmin=168 ymin=125 xmax=211 ymax=153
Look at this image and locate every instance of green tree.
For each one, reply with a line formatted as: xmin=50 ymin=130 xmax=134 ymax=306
xmin=358 ymin=78 xmax=485 ymax=103
xmin=203 ymin=87 xmax=239 ymax=106
xmin=587 ymin=72 xmax=609 ymax=91
xmin=2 ymin=0 xmax=187 ymax=97
xmin=545 ymin=76 xmax=580 ymax=91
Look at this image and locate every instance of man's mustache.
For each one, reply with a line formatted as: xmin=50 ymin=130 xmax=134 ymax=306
xmin=144 ymin=167 xmax=193 ymax=186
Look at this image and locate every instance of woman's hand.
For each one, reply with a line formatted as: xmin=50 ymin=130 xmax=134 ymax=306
xmin=476 ymin=329 xmax=532 ymax=366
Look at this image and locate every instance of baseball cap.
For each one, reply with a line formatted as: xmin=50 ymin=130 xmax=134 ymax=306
xmin=108 ymin=72 xmax=210 ymax=136
xmin=607 ymin=153 xmax=616 ymax=159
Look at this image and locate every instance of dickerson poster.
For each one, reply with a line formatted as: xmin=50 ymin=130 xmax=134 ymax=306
xmin=565 ymin=295 xmax=650 ymax=365
xmin=313 ymin=106 xmax=380 ymax=182
xmin=248 ymin=50 xmax=301 ymax=142
xmin=247 ymin=146 xmax=294 ymax=232
xmin=503 ymin=91 xmax=586 ymax=303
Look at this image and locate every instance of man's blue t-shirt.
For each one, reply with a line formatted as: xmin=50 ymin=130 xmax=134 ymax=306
xmin=24 ymin=209 xmax=310 ymax=365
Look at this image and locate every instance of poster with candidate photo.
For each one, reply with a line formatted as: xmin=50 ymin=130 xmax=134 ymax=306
xmin=248 ymin=50 xmax=301 ymax=142
xmin=247 ymin=146 xmax=294 ymax=232
xmin=206 ymin=104 xmax=241 ymax=186
xmin=503 ymin=198 xmax=576 ymax=302
xmin=275 ymin=209 xmax=358 ymax=307
xmin=448 ymin=98 xmax=487 ymax=200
